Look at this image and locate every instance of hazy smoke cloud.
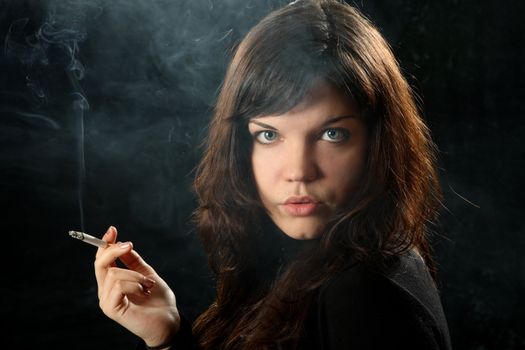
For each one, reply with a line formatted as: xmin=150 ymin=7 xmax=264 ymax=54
xmin=2 ymin=0 xmax=284 ymax=231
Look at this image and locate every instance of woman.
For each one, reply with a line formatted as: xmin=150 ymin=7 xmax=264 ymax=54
xmin=94 ymin=0 xmax=452 ymax=349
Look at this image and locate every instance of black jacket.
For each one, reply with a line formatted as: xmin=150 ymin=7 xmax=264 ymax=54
xmin=139 ymin=249 xmax=452 ymax=349
xmin=297 ymin=250 xmax=452 ymax=349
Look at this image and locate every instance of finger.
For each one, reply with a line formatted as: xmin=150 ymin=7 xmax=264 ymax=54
xmin=118 ymin=249 xmax=157 ymax=277
xmin=96 ymin=226 xmax=118 ymax=259
xmin=94 ymin=241 xmax=134 ymax=290
xmin=100 ymin=279 xmax=151 ymax=319
xmin=99 ymin=266 xmax=156 ymax=301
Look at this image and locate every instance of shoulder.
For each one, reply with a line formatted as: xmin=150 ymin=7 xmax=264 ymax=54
xmin=312 ymin=250 xmax=452 ymax=350
xmin=321 ymin=250 xmax=446 ymax=324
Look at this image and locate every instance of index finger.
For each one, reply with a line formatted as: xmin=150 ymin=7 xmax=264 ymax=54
xmin=94 ymin=240 xmax=134 ymax=292
xmin=118 ymin=249 xmax=156 ymax=277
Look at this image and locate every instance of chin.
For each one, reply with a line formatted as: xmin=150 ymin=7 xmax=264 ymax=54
xmin=277 ymin=219 xmax=325 ymax=240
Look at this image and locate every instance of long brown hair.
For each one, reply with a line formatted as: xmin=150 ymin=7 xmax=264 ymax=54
xmin=192 ymin=0 xmax=442 ymax=348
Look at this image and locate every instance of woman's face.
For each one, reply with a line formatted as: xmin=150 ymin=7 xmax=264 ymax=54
xmin=249 ymin=81 xmax=368 ymax=240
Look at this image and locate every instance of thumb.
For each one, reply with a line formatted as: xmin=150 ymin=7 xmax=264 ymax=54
xmin=118 ymin=249 xmax=156 ymax=276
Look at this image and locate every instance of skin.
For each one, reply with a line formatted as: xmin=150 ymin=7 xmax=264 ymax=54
xmin=249 ymin=81 xmax=368 ymax=239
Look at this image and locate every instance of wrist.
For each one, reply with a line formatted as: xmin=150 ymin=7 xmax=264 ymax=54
xmin=143 ymin=314 xmax=180 ymax=350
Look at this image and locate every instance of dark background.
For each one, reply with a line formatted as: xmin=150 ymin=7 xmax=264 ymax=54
xmin=1 ymin=0 xmax=523 ymax=349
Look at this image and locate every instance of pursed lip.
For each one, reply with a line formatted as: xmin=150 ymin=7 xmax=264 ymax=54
xmin=284 ymin=195 xmax=320 ymax=204
xmin=282 ymin=196 xmax=322 ymax=216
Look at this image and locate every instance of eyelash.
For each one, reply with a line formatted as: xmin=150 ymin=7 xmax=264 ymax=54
xmin=252 ymin=128 xmax=350 ymax=144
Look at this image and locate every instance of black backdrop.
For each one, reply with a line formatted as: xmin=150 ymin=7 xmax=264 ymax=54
xmin=1 ymin=0 xmax=523 ymax=349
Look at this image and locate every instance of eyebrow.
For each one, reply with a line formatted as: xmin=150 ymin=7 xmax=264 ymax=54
xmin=249 ymin=115 xmax=356 ymax=130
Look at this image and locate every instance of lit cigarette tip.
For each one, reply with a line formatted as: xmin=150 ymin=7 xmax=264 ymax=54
xmin=69 ymin=230 xmax=83 ymax=239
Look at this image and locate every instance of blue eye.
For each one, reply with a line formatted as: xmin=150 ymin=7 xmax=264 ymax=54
xmin=321 ymin=128 xmax=350 ymax=142
xmin=255 ymin=130 xmax=279 ymax=144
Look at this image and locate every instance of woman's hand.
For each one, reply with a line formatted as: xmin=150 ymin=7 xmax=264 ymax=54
xmin=94 ymin=226 xmax=180 ymax=347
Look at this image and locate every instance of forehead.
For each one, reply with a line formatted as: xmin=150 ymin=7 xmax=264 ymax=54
xmin=250 ymin=81 xmax=359 ymax=126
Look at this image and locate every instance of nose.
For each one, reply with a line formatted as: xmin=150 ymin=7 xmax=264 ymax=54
xmin=284 ymin=142 xmax=319 ymax=182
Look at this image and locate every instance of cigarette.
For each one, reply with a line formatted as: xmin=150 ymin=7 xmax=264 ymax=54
xmin=69 ymin=230 xmax=108 ymax=248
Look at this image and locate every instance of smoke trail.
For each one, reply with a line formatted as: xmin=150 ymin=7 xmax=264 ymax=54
xmin=5 ymin=18 xmax=49 ymax=104
xmin=4 ymin=0 xmax=99 ymax=231
xmin=4 ymin=0 xmax=277 ymax=230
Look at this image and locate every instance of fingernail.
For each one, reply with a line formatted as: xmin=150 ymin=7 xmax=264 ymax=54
xmin=104 ymin=226 xmax=113 ymax=237
xmin=119 ymin=242 xmax=132 ymax=249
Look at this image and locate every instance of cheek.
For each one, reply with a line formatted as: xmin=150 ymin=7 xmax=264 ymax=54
xmin=251 ymin=149 xmax=276 ymax=194
xmin=319 ymin=150 xmax=366 ymax=196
